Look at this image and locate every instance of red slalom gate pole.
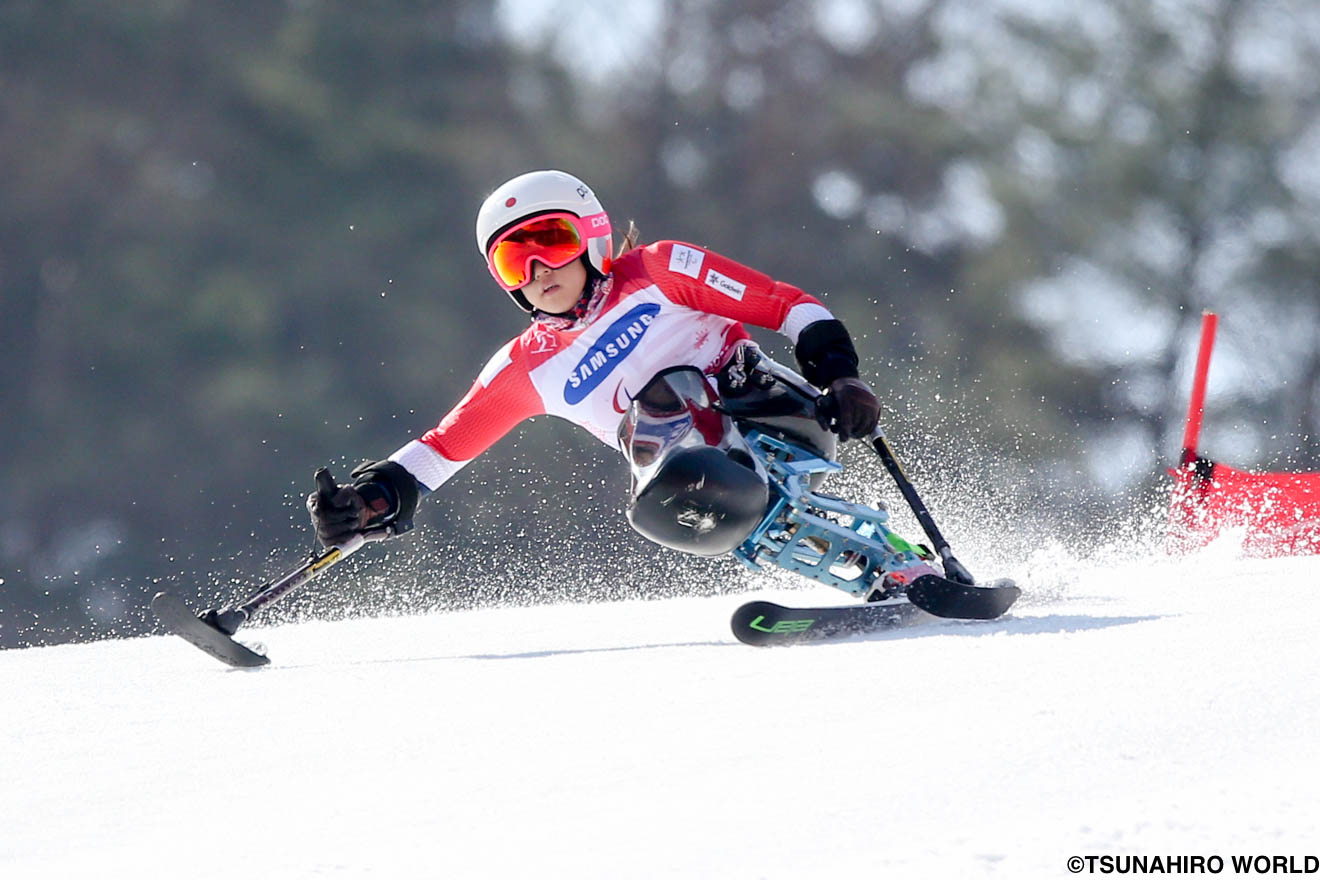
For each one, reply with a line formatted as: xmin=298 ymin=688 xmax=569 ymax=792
xmin=1180 ymin=311 xmax=1218 ymax=468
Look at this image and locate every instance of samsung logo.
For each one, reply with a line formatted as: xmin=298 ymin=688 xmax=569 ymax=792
xmin=564 ymin=303 xmax=660 ymax=404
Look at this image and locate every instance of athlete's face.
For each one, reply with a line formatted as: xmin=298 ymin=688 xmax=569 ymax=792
xmin=521 ymin=257 xmax=588 ymax=314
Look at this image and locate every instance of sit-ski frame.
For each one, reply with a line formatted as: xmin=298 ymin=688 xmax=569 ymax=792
xmin=732 ymin=430 xmax=935 ymax=600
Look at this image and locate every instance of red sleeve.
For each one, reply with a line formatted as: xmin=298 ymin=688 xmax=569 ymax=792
xmin=389 ymin=337 xmax=545 ymax=491
xmin=421 ymin=338 xmax=543 ymax=462
xmin=637 ymin=241 xmax=831 ymax=336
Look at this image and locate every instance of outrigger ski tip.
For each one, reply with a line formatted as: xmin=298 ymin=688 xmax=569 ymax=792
xmin=151 ymin=592 xmax=270 ymax=668
xmin=906 ymin=573 xmax=1020 ymax=621
xmin=149 ymin=531 xmax=385 ymax=668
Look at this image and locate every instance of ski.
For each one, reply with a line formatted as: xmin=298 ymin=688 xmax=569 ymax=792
xmin=151 ymin=592 xmax=270 ymax=668
xmin=730 ymin=598 xmax=933 ymax=646
xmin=905 ymin=573 xmax=1021 ymax=620
xmin=731 ymin=575 xmax=1020 ymax=646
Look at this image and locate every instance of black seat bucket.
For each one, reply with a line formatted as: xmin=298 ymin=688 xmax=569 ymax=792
xmin=627 ymin=446 xmax=769 ymax=555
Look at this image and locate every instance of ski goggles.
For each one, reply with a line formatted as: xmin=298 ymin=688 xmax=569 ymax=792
xmin=485 ymin=211 xmax=611 ymax=291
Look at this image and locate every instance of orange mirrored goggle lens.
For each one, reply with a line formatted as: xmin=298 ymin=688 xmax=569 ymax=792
xmin=487 ymin=216 xmax=587 ymax=291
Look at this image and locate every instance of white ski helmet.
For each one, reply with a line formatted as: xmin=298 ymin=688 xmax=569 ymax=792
xmin=475 ymin=170 xmax=613 ymax=311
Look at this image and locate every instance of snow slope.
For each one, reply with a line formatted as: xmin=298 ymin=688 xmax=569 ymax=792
xmin=3 ymin=543 xmax=1318 ymax=879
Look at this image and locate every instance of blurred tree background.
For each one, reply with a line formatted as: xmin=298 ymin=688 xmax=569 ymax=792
xmin=2 ymin=0 xmax=1318 ymax=648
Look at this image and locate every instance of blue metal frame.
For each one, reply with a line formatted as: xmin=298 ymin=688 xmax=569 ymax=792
xmin=732 ymin=431 xmax=934 ymax=598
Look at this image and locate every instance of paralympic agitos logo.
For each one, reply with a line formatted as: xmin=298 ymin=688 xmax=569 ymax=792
xmin=563 ymin=303 xmax=660 ymax=405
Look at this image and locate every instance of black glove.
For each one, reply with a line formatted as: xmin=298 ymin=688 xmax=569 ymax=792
xmin=794 ymin=319 xmax=879 ymax=440
xmin=305 ymin=461 xmax=420 ymax=547
xmin=307 ymin=467 xmax=373 ymax=547
xmin=822 ymin=376 xmax=881 ymax=441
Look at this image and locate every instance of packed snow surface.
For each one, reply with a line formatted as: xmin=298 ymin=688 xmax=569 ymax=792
xmin=3 ymin=542 xmax=1318 ymax=878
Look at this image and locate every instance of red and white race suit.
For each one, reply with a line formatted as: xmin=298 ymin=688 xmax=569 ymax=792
xmin=388 ymin=241 xmax=836 ymax=492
